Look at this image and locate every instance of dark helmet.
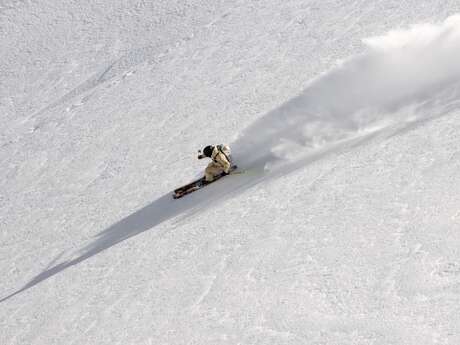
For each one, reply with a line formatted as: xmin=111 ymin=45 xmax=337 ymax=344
xmin=203 ymin=145 xmax=214 ymax=157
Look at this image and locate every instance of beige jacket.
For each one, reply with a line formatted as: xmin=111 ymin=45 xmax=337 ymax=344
xmin=210 ymin=146 xmax=232 ymax=173
xmin=204 ymin=146 xmax=232 ymax=181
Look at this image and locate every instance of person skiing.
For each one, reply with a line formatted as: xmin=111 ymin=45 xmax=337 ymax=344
xmin=198 ymin=144 xmax=233 ymax=183
xmin=172 ymin=144 xmax=235 ymax=199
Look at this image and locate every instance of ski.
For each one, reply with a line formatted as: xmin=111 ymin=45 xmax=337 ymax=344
xmin=173 ymin=166 xmax=237 ymax=199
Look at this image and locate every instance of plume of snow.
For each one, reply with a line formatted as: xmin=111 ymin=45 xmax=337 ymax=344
xmin=233 ymin=15 xmax=460 ymax=170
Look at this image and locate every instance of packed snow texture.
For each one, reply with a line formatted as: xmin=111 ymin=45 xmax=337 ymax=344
xmin=1 ymin=1 xmax=460 ymax=345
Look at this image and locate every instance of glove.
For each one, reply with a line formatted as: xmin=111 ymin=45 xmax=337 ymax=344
xmin=198 ymin=154 xmax=205 ymax=159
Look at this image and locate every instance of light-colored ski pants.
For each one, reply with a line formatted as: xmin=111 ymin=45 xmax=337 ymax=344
xmin=205 ymin=162 xmax=225 ymax=182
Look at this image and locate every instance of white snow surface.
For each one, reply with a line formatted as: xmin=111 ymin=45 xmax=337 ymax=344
xmin=2 ymin=1 xmax=460 ymax=344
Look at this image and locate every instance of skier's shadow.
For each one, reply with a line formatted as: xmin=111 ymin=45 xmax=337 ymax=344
xmin=0 ymin=171 xmax=265 ymax=303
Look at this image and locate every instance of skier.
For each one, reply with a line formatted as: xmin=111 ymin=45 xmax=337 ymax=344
xmin=198 ymin=144 xmax=233 ymax=183
xmin=173 ymin=144 xmax=235 ymax=199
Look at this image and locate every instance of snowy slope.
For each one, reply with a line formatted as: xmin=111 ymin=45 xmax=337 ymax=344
xmin=1 ymin=1 xmax=460 ymax=344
